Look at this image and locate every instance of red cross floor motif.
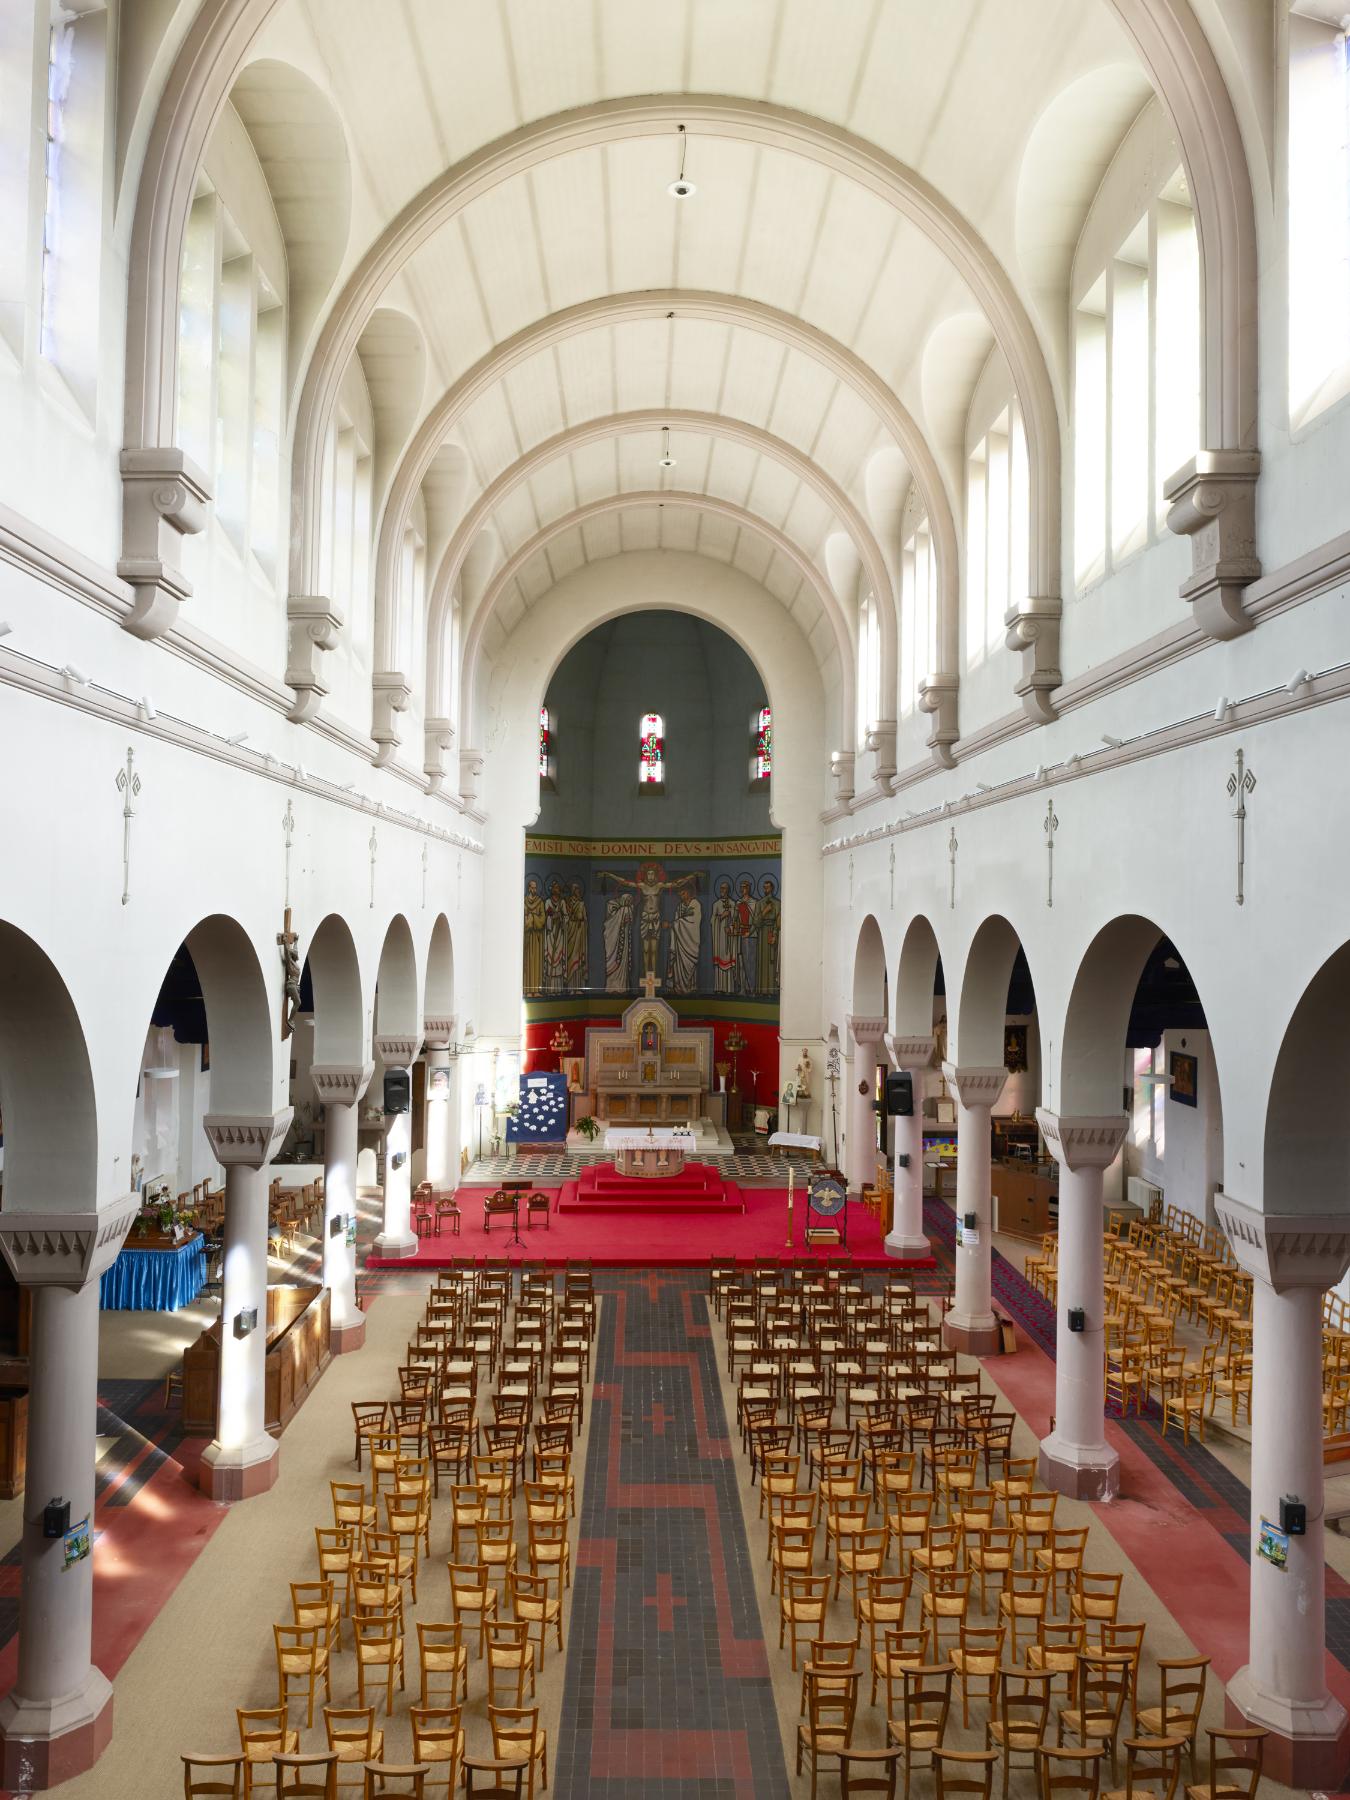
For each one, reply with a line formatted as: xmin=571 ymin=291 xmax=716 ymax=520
xmin=634 ymin=1270 xmax=665 ymax=1305
xmin=643 ymin=1573 xmax=687 ymax=1633
xmin=645 ymin=1401 xmax=671 ymax=1436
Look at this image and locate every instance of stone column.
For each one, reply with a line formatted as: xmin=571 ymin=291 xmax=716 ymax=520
xmin=0 ymin=1199 xmax=136 ymax=1789
xmin=200 ymin=1111 xmax=291 ymax=1502
xmin=884 ymin=1035 xmax=934 ymax=1259
xmin=312 ymin=1063 xmax=373 ymax=1354
xmin=422 ymin=1015 xmax=456 ymax=1190
xmin=1218 ymin=1194 xmax=1350 ymax=1788
xmin=1035 ymin=1111 xmax=1127 ymax=1499
xmin=845 ymin=1015 xmax=886 ymax=1194
xmin=373 ymin=1033 xmax=421 ymax=1258
xmin=942 ymin=1063 xmax=1007 ymax=1355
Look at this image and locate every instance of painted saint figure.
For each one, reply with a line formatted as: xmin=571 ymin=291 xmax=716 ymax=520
xmin=543 ymin=878 xmax=568 ymax=993
xmin=735 ymin=877 xmax=759 ymax=995
xmin=710 ymin=878 xmax=740 ymax=994
xmin=603 ymin=890 xmax=635 ymax=991
xmin=666 ymin=881 xmax=702 ymax=993
xmin=565 ymin=881 xmax=588 ymax=991
xmin=755 ymin=875 xmax=781 ymax=993
xmin=523 ymin=876 xmax=546 ymax=995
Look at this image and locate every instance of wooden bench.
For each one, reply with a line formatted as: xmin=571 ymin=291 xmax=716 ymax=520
xmin=483 ymin=1191 xmax=519 ymax=1232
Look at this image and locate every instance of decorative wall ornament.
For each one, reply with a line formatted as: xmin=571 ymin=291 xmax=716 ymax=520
xmin=917 ymin=671 xmax=959 ymax=767
xmin=1003 ymin=595 xmax=1062 ymax=723
xmin=947 ymin=825 xmax=958 ymax=910
xmin=1216 ymin=1191 xmax=1350 ymax=1294
xmin=115 ymin=745 xmax=142 ymax=905
xmin=1227 ymin=747 xmax=1256 ymax=905
xmin=368 ymin=827 xmax=378 ymax=909
xmin=203 ymin=1110 xmax=293 ymax=1170
xmin=1165 ymin=452 xmax=1261 ymax=641
xmin=942 ymin=1063 xmax=1008 ymax=1108
xmin=1035 ymin=1109 xmax=1127 ymax=1171
xmin=1044 ymin=794 xmax=1059 ymax=908
xmin=281 ymin=798 xmax=295 ymax=910
xmin=371 ymin=671 xmax=412 ymax=768
xmin=117 ymin=448 xmax=211 ymax=640
xmin=459 ymin=747 xmax=485 ymax=805
xmin=284 ymin=596 xmax=343 ymax=722
xmin=373 ymin=1032 xmax=422 ymax=1067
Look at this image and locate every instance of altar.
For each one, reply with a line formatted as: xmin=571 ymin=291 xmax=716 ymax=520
xmin=583 ymin=990 xmax=724 ymax=1132
xmin=604 ymin=1126 xmax=696 ymax=1178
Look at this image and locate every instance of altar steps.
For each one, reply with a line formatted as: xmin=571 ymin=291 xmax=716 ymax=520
xmin=556 ymin=1161 xmax=746 ymax=1213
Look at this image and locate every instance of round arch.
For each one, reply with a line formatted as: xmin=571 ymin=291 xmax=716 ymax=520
xmin=954 ymin=914 xmax=1034 ymax=1069
xmin=894 ymin=914 xmax=944 ymax=1039
xmin=0 ymin=924 xmax=98 ymax=1206
xmin=457 ymin=492 xmax=854 ymax=746
xmin=176 ymin=914 xmax=276 ymax=1116
xmin=303 ymin=912 xmax=365 ymax=1068
xmin=852 ymin=914 xmax=889 ymax=1016
xmin=1262 ymin=941 xmax=1350 ymax=1209
xmin=424 ymin=915 xmax=455 ymax=1029
xmin=373 ymin=915 xmax=421 ymax=1043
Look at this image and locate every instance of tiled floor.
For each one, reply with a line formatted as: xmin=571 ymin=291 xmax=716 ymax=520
xmin=463 ymin=1146 xmax=800 ymax=1185
xmin=554 ymin=1271 xmax=790 ymax=1797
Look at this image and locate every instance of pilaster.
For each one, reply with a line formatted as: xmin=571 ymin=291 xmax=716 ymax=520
xmin=116 ymin=448 xmax=211 ymax=640
xmin=1164 ymin=451 xmax=1261 ymax=641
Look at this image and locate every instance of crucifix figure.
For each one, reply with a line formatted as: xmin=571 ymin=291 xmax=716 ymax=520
xmin=277 ymin=905 xmax=301 ymax=1040
xmin=1227 ymin=748 xmax=1257 ymax=906
xmin=281 ymin=798 xmax=295 ymax=912
xmin=421 ymin=843 xmax=429 ymax=909
xmin=368 ymin=826 xmax=378 ymax=909
xmin=640 ymin=969 xmax=662 ymax=1001
xmin=948 ymin=826 xmax=958 ymax=910
xmin=888 ymin=842 xmax=896 ymax=908
xmin=115 ymin=746 xmax=142 ymax=906
xmin=1044 ymin=794 xmax=1059 ymax=908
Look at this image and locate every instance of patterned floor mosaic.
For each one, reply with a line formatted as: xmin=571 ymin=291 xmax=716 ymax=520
xmin=462 ymin=1147 xmax=804 ymax=1185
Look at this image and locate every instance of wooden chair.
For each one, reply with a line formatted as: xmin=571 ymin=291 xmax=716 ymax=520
xmin=921 ymin=1566 xmax=973 ymax=1661
xmin=526 ymin=1514 xmax=571 ymax=1592
xmin=987 ymin=1665 xmax=1054 ymax=1800
xmin=409 ymin=1707 xmax=464 ymax=1799
xmin=322 ymin=1710 xmax=384 ymax=1799
xmin=1160 ymin=1374 xmax=1209 ymax=1446
xmin=416 ymin=1621 xmax=468 ymax=1707
xmin=781 ymin=1572 xmax=832 ymax=1669
xmin=1099 ymin=1622 xmax=1147 ymax=1729
xmin=352 ymin=1404 xmax=389 ymax=1471
xmin=968 ymin=1526 xmax=1017 ymax=1612
xmin=934 ymin=1748 xmax=998 ymax=1800
xmin=1102 ymin=1733 xmax=1187 ymax=1800
xmin=858 ymin=1573 xmax=911 ymax=1703
xmin=332 ymin=1481 xmax=376 ymax=1534
xmin=998 ymin=1569 xmax=1052 ymax=1661
xmin=485 ymin=1619 xmax=536 ymax=1709
xmin=275 ymin=1624 xmax=331 ymax=1730
xmin=361 ymin=1764 xmax=429 ymax=1798
xmin=1026 ymin=1619 xmax=1087 ymax=1704
xmin=1035 ymin=1526 xmax=1090 ymax=1610
xmin=292 ymin=1580 xmax=342 ymax=1656
xmin=511 ymin=1570 xmax=564 ymax=1669
xmin=238 ymin=1708 xmax=299 ymax=1800
xmin=836 ymin=1744 xmax=906 ymax=1798
xmin=315 ymin=1527 xmax=356 ymax=1617
xmin=1070 ymin=1571 xmax=1123 ymax=1639
xmin=797 ymin=1664 xmax=861 ymax=1800
xmin=885 ymin=1661 xmax=954 ymax=1800
xmin=181 ymin=1753 xmax=244 ymax=1798
xmin=488 ymin=1704 xmax=548 ymax=1800
xmin=462 ymin=1758 xmax=526 ymax=1797
xmin=1137 ymin=1657 xmax=1210 ymax=1781
xmin=353 ymin=1611 xmax=405 ymax=1717
xmin=1037 ymin=1744 xmax=1105 ymax=1800
xmin=273 ymin=1752 xmax=338 ymax=1798
xmin=1182 ymin=1727 xmax=1266 ymax=1800
xmin=952 ymin=1622 xmax=1005 ymax=1729
xmin=1058 ymin=1649 xmax=1131 ymax=1782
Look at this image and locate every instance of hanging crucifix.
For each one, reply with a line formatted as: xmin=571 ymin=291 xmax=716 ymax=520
xmin=1227 ymin=748 xmax=1256 ymax=906
xmin=277 ymin=905 xmax=301 ymax=1040
xmin=115 ymin=746 xmax=141 ymax=906
xmin=368 ymin=826 xmax=378 ymax=909
xmin=281 ymin=798 xmax=295 ymax=912
xmin=1044 ymin=794 xmax=1059 ymax=908
xmin=421 ymin=843 xmax=429 ymax=909
xmin=948 ymin=826 xmax=958 ymax=910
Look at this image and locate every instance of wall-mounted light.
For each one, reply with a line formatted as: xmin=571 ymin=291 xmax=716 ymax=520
xmin=1286 ymin=669 xmax=1310 ymax=693
xmin=1214 ymin=695 xmax=1232 ymax=722
xmin=62 ymin=663 xmax=88 ymax=685
xmin=0 ymin=621 xmax=12 ymax=639
xmin=226 ymin=730 xmax=249 ymax=746
xmin=659 ymin=427 xmax=676 ymax=470
xmin=1100 ymin=733 xmax=1123 ymax=749
xmin=234 ymin=1306 xmax=258 ymax=1338
xmin=667 ymin=123 xmax=696 ymax=199
xmin=138 ymin=695 xmax=156 ymax=721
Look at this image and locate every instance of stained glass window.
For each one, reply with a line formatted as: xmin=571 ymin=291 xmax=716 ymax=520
xmin=753 ymin=705 xmax=772 ymax=780
xmin=638 ymin=712 xmax=664 ymax=785
xmin=538 ymin=704 xmax=551 ymax=777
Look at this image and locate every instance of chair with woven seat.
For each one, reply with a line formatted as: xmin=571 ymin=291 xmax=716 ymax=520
xmin=952 ymin=1622 xmax=1004 ymax=1729
xmin=410 ymin=1707 xmax=464 ymax=1799
xmin=416 ymin=1621 xmax=468 ymax=1707
xmin=799 ymin=1638 xmax=859 ymax=1723
xmin=1101 ymin=1732 xmax=1188 ymax=1800
xmin=488 ymin=1705 xmax=548 ymax=1800
xmin=526 ymin=1513 xmax=570 ymax=1592
xmin=1034 ymin=1526 xmax=1090 ymax=1610
xmin=781 ymin=1572 xmax=832 ymax=1669
xmin=182 ymin=1753 xmax=244 ymax=1798
xmin=1136 ymin=1657 xmax=1209 ymax=1781
xmin=835 ymin=1524 xmax=887 ymax=1606
xmin=354 ymin=1611 xmax=404 ymax=1717
xmin=511 ymin=1570 xmax=564 ymax=1670
xmin=1099 ymin=1622 xmax=1147 ymax=1730
xmin=275 ymin=1623 xmax=331 ymax=1730
xmin=353 ymin=1404 xmax=390 ymax=1471
xmin=322 ymin=1709 xmax=384 ymax=1799
xmin=1058 ymin=1649 xmax=1130 ymax=1782
xmin=797 ymin=1664 xmax=861 ymax=1800
xmin=292 ymin=1580 xmax=342 ymax=1656
xmin=934 ymin=1748 xmax=998 ymax=1800
xmin=237 ymin=1707 xmax=299 ymax=1800
xmin=968 ymin=1526 xmax=1017 ymax=1612
xmin=332 ymin=1481 xmax=376 ymax=1535
xmin=485 ymin=1619 xmax=536 ymax=1709
xmin=858 ymin=1572 xmax=910 ymax=1703
xmin=836 ymin=1744 xmax=906 ymax=1798
xmin=921 ymin=1566 xmax=973 ymax=1662
xmin=885 ymin=1661 xmax=954 ymax=1800
xmin=1181 ymin=1726 xmax=1266 ymax=1800
xmin=1070 ymin=1571 xmax=1123 ymax=1640
xmin=1160 ymin=1373 xmax=1210 ymax=1446
xmin=1038 ymin=1744 xmax=1105 ymax=1800
xmin=987 ymin=1665 xmax=1054 ymax=1800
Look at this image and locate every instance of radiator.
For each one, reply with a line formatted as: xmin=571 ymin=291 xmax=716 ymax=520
xmin=1126 ymin=1176 xmax=1162 ymax=1214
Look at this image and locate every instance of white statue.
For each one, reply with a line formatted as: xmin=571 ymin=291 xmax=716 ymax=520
xmin=795 ymin=1048 xmax=813 ymax=1099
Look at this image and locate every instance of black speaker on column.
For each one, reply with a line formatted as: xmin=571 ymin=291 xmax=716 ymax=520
xmin=383 ymin=1068 xmax=411 ymax=1113
xmin=884 ymin=1070 xmax=914 ymax=1117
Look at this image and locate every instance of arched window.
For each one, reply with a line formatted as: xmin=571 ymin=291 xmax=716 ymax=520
xmin=1288 ymin=7 xmax=1350 ymax=425
xmin=856 ymin=598 xmax=880 ymax=743
xmin=751 ymin=705 xmax=772 ymax=781
xmin=965 ymin=404 xmax=1028 ymax=670
xmin=538 ymin=704 xmax=555 ymax=790
xmin=901 ymin=521 xmax=938 ymax=712
xmin=638 ymin=712 xmax=664 ymax=788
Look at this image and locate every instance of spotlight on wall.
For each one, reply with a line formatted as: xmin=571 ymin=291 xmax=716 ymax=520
xmin=659 ymin=426 xmax=676 ymax=470
xmin=1035 ymin=765 xmax=1047 ymax=783
xmin=1066 ymin=753 xmax=1081 ymax=769
xmin=1214 ymin=695 xmax=1232 ymax=722
xmin=1286 ymin=668 xmax=1310 ymax=693
xmin=666 ymin=123 xmax=696 ymax=199
xmin=0 ymin=621 xmax=12 ymax=638
xmin=1100 ymin=733 xmax=1123 ymax=748
xmin=138 ymin=695 xmax=156 ymax=721
xmin=296 ymin=763 xmax=308 ymax=782
xmin=976 ymin=782 xmax=992 ymax=793
xmin=341 ymin=781 xmax=357 ymax=793
xmin=226 ymin=730 xmax=249 ymax=746
xmin=62 ymin=663 xmax=89 ymax=685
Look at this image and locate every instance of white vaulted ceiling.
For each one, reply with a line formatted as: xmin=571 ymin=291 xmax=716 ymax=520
xmin=242 ymin=0 xmax=1152 ymax=696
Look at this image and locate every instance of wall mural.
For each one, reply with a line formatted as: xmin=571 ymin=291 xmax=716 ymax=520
xmin=523 ymin=835 xmax=782 ymax=999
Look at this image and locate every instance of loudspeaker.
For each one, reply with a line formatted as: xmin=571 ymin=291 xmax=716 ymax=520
xmin=1281 ymin=1495 xmax=1307 ymax=1536
xmin=383 ymin=1068 xmax=411 ymax=1114
xmin=884 ymin=1071 xmax=914 ymax=1116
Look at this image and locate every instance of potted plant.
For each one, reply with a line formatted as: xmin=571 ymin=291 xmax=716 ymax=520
xmin=575 ymin=1115 xmax=600 ymax=1143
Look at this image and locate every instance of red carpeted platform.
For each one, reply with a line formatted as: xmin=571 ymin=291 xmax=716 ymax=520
xmin=365 ymin=1183 xmax=936 ymax=1268
xmin=557 ymin=1160 xmax=744 ymax=1213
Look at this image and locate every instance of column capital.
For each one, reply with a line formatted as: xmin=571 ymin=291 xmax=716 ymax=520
xmin=942 ymin=1063 xmax=1008 ymax=1108
xmin=0 ymin=1199 xmax=137 ymax=1290
xmin=1216 ymin=1191 xmax=1350 ymax=1293
xmin=203 ymin=1109 xmax=292 ymax=1169
xmin=846 ymin=1014 xmax=888 ymax=1048
xmin=1036 ymin=1110 xmax=1126 ymax=1171
xmin=374 ymin=1032 xmax=422 ymax=1067
xmin=311 ymin=1063 xmax=374 ymax=1107
xmin=422 ymin=1015 xmax=455 ymax=1048
xmin=885 ymin=1033 xmax=934 ymax=1070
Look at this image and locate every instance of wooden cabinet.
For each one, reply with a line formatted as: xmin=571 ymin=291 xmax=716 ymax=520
xmin=182 ymin=1284 xmax=332 ymax=1437
xmin=992 ymin=1160 xmax=1058 ymax=1240
xmin=0 ymin=1390 xmax=28 ymax=1498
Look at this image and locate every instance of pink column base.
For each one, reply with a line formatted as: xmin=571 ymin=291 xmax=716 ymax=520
xmin=0 ymin=1669 xmax=113 ymax=1790
xmin=1038 ymin=1429 xmax=1121 ymax=1500
xmin=943 ymin=1314 xmax=1002 ymax=1356
xmin=200 ymin=1436 xmax=280 ymax=1502
xmin=1226 ymin=1676 xmax=1350 ymax=1788
xmin=331 ymin=1315 xmax=367 ymax=1354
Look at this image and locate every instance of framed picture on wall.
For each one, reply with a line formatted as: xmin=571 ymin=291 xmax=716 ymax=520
xmin=1004 ymin=1025 xmax=1028 ymax=1073
xmin=1169 ymin=1050 xmax=1198 ymax=1107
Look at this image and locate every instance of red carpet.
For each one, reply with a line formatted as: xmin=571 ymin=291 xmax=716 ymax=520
xmin=558 ymin=1161 xmax=745 ymax=1213
xmin=366 ymin=1184 xmax=934 ymax=1268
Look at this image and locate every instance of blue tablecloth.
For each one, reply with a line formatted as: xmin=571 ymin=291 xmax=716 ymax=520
xmin=99 ymin=1234 xmax=207 ymax=1311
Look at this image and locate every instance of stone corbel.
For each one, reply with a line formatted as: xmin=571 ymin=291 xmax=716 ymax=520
xmin=204 ymin=1110 xmax=293 ymax=1170
xmin=1164 ymin=451 xmax=1261 ymax=641
xmin=423 ymin=717 xmax=455 ymax=792
xmin=942 ymin=1062 xmax=1009 ymax=1109
xmin=423 ymin=1016 xmax=455 ymax=1049
xmin=1036 ymin=1109 xmax=1127 ymax=1171
xmin=864 ymin=719 xmax=897 ymax=791
xmin=1215 ymin=1190 xmax=1350 ymax=1293
xmin=885 ymin=1033 xmax=935 ymax=1071
xmin=917 ymin=673 xmax=959 ymax=769
xmin=117 ymin=447 xmax=212 ymax=640
xmin=830 ymin=749 xmax=856 ymax=806
xmin=284 ymin=596 xmax=344 ymax=723
xmin=459 ymin=747 xmax=485 ymax=805
xmin=0 ymin=1199 xmax=138 ymax=1291
xmin=374 ymin=1031 xmax=423 ymax=1068
xmin=371 ymin=672 xmax=412 ymax=768
xmin=846 ymin=1014 xmax=888 ymax=1049
xmin=1003 ymin=597 xmax=1062 ymax=724
xmin=311 ymin=1063 xmax=374 ymax=1108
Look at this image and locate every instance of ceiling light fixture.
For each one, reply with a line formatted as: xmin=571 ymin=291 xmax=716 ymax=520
xmin=667 ymin=123 xmax=696 ymax=199
xmin=659 ymin=426 xmax=676 ymax=470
